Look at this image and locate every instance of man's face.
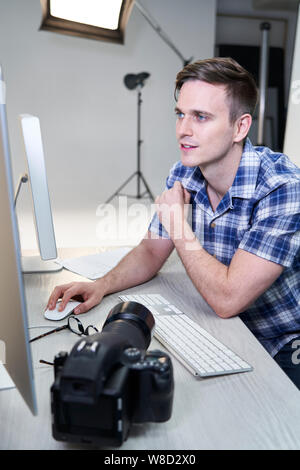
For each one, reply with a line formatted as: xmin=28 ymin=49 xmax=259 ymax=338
xmin=175 ymin=80 xmax=237 ymax=169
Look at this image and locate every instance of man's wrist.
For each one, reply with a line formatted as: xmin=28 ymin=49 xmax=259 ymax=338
xmin=172 ymin=220 xmax=201 ymax=251
xmin=95 ymin=274 xmax=110 ymax=296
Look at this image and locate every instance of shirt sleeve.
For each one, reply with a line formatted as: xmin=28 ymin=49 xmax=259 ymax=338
xmin=238 ymin=181 xmax=300 ymax=267
xmin=148 ymin=161 xmax=182 ymax=239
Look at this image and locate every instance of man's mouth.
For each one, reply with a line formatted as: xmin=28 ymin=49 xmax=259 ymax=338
xmin=180 ymin=143 xmax=198 ymax=150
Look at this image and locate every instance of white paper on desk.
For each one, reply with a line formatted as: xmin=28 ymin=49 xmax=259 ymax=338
xmin=0 ymin=364 xmax=15 ymax=390
xmin=56 ymin=247 xmax=132 ymax=280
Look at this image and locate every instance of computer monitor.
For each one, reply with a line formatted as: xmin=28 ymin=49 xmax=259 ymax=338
xmin=17 ymin=114 xmax=62 ymax=273
xmin=0 ymin=65 xmax=37 ymax=414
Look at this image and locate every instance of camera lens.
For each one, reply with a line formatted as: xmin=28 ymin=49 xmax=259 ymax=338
xmin=103 ymin=301 xmax=155 ymax=351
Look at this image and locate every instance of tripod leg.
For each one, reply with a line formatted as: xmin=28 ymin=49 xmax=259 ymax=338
xmin=106 ymin=88 xmax=154 ymax=203
xmin=139 ymin=172 xmax=155 ymax=201
xmin=105 ymin=172 xmax=138 ymax=203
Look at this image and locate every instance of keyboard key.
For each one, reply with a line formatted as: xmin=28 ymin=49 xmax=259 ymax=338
xmin=138 ymin=294 xmax=154 ymax=305
xmin=152 ymin=294 xmax=170 ymax=304
xmin=119 ymin=293 xmax=252 ymax=377
xmin=169 ymin=305 xmax=183 ymax=314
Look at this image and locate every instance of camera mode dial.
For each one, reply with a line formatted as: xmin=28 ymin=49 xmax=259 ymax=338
xmin=122 ymin=347 xmax=142 ymax=364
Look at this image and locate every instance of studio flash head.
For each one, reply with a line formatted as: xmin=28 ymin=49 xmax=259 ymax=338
xmin=124 ymin=72 xmax=150 ymax=90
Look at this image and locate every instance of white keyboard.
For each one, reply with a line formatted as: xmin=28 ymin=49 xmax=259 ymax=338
xmin=119 ymin=293 xmax=253 ymax=378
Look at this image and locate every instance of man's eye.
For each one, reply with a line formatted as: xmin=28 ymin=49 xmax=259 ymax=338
xmin=175 ymin=112 xmax=184 ymax=119
xmin=197 ymin=114 xmax=206 ymax=121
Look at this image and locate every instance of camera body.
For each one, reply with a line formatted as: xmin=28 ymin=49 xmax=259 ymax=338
xmin=51 ymin=302 xmax=174 ymax=446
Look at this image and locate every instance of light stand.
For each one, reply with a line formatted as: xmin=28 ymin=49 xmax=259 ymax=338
xmin=257 ymin=22 xmax=271 ymax=146
xmin=134 ymin=1 xmax=192 ymax=67
xmin=106 ymin=73 xmax=154 ymax=203
xmin=105 ymin=2 xmax=192 ymax=204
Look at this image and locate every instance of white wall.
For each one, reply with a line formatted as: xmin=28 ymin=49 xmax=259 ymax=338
xmin=284 ymin=7 xmax=300 ymax=166
xmin=0 ymin=0 xmax=216 ymax=249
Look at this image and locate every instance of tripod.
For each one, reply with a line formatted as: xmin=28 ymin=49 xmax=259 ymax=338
xmin=106 ymin=85 xmax=154 ymax=203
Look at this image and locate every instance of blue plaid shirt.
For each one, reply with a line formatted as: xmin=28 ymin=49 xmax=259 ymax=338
xmin=149 ymin=138 xmax=300 ymax=357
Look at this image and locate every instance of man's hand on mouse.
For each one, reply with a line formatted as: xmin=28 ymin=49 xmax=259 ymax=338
xmin=46 ymin=279 xmax=106 ymax=315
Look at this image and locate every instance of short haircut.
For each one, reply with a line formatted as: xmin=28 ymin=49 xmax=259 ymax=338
xmin=175 ymin=57 xmax=258 ymax=124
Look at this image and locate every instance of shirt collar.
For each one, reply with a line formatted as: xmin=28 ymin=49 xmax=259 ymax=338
xmin=229 ymin=138 xmax=261 ymax=200
xmin=180 ymin=138 xmax=262 ymax=216
xmin=182 ymin=138 xmax=262 ymax=197
xmin=181 ymin=165 xmax=212 ymax=213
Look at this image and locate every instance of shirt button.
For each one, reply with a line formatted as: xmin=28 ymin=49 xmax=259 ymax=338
xmin=211 ymin=222 xmax=216 ymax=228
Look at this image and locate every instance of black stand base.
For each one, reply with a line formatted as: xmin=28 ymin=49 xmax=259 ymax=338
xmin=105 ymin=87 xmax=154 ymax=204
xmin=105 ymin=170 xmax=154 ymax=204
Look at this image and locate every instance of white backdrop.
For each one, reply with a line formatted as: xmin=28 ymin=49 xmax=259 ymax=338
xmin=0 ymin=0 xmax=216 ymax=249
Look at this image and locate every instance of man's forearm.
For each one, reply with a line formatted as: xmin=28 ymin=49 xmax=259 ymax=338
xmin=155 ymin=183 xmax=283 ymax=320
xmin=173 ymin=221 xmax=233 ymax=318
xmin=98 ymin=240 xmax=166 ymax=296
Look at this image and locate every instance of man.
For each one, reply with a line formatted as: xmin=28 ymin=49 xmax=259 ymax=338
xmin=48 ymin=58 xmax=300 ymax=387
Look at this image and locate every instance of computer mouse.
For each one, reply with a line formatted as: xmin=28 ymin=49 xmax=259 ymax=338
xmin=44 ymin=299 xmax=82 ymax=321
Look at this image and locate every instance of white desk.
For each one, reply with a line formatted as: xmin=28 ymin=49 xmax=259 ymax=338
xmin=1 ymin=249 xmax=300 ymax=450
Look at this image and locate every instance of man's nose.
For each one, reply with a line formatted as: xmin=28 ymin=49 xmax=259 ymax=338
xmin=178 ymin=116 xmax=193 ymax=136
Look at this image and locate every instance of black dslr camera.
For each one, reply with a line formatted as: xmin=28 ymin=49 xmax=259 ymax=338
xmin=51 ymin=301 xmax=174 ymax=446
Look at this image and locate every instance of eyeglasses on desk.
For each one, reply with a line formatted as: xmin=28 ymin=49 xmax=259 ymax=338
xmin=29 ymin=315 xmax=99 ymax=343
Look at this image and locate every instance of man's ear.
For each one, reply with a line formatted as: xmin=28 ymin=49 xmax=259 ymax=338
xmin=233 ymin=114 xmax=252 ymax=143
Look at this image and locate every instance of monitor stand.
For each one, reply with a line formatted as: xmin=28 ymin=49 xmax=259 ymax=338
xmin=21 ymin=256 xmax=63 ymax=273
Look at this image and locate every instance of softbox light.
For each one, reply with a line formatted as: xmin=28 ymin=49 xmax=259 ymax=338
xmin=40 ymin=0 xmax=135 ymax=44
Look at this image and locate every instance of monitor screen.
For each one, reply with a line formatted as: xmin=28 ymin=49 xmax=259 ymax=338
xmin=18 ymin=114 xmax=62 ymax=273
xmin=0 ymin=65 xmax=37 ymax=414
xmin=20 ymin=114 xmax=57 ymax=260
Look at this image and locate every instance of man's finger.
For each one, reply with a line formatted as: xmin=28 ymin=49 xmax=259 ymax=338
xmin=47 ymin=285 xmax=69 ymax=310
xmin=184 ymin=188 xmax=191 ymax=204
xmin=173 ymin=180 xmax=183 ymax=192
xmin=74 ymin=298 xmax=94 ymax=315
xmin=58 ymin=287 xmax=78 ymax=311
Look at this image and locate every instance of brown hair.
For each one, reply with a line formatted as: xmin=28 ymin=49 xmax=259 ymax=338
xmin=175 ymin=57 xmax=258 ymax=124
